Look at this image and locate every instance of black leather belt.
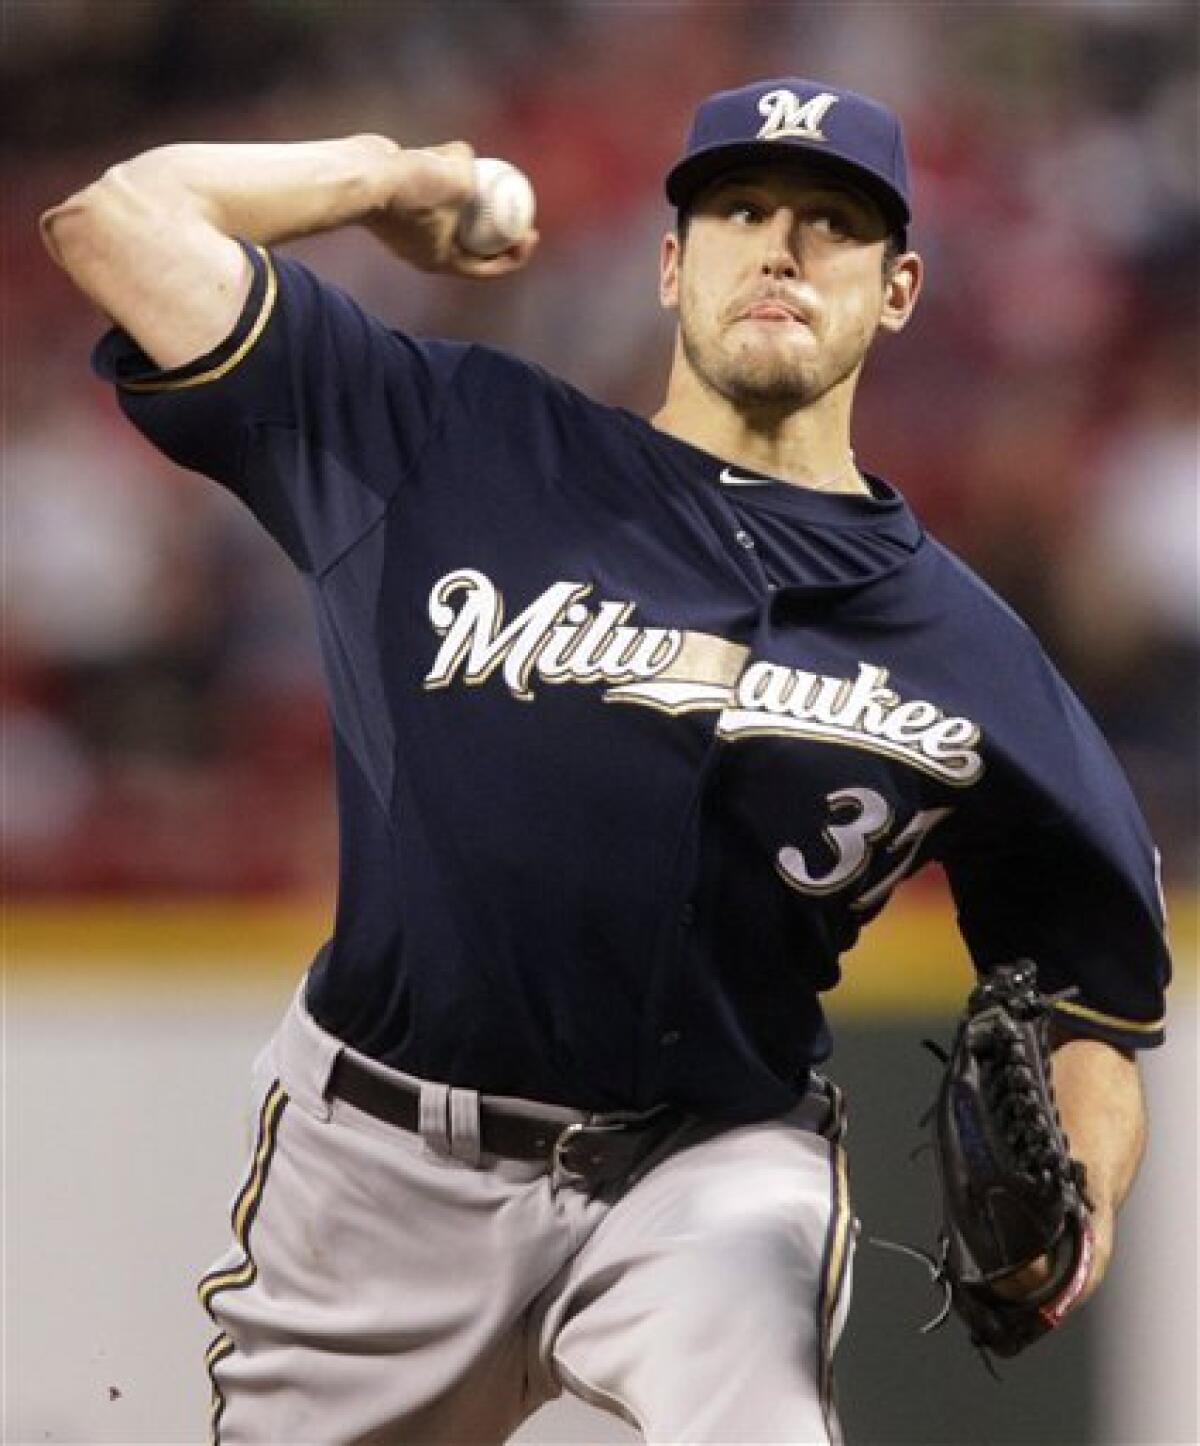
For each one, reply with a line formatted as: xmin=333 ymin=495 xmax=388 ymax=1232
xmin=327 ymin=1052 xmax=683 ymax=1188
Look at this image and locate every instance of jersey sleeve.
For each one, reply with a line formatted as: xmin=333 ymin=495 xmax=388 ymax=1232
xmin=91 ymin=241 xmax=471 ymax=573
xmin=944 ymin=671 xmax=1171 ymax=1051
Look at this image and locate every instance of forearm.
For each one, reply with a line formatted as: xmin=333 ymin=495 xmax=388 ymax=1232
xmin=40 ymin=135 xmax=406 ymax=367
xmin=42 ymin=135 xmax=404 ymax=258
xmin=1053 ymin=1035 xmax=1147 ymax=1214
xmin=1052 ymin=1035 xmax=1147 ymax=1298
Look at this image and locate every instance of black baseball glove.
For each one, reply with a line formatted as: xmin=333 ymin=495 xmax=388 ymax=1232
xmin=925 ymin=960 xmax=1095 ymax=1359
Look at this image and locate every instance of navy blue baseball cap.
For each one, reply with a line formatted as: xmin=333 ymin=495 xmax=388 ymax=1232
xmin=665 ymin=79 xmax=911 ymax=231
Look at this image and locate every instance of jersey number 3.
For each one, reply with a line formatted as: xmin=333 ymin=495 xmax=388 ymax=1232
xmin=777 ymin=787 xmax=952 ymax=913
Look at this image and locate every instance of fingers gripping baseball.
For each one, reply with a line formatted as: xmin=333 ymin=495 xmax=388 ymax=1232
xmin=368 ymin=142 xmax=538 ymax=278
xmin=455 ymin=158 xmax=537 ymax=254
xmin=449 ymin=153 xmax=538 ymax=276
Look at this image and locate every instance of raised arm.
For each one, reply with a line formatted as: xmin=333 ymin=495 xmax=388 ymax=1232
xmin=40 ymin=137 xmax=536 ymax=370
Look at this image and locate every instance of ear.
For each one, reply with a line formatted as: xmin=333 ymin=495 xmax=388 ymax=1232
xmin=878 ymin=250 xmax=923 ymax=335
xmin=660 ymin=231 xmax=681 ymax=311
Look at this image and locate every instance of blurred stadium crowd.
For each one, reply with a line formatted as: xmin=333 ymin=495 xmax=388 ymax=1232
xmin=5 ymin=1 xmax=1197 ymax=893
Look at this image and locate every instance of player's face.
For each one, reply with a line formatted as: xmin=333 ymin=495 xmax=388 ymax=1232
xmin=660 ymin=168 xmax=919 ymax=411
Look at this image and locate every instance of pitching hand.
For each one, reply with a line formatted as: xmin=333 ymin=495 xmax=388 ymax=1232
xmin=366 ymin=142 xmax=538 ymax=278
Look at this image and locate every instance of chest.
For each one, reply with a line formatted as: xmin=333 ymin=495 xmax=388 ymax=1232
xmin=393 ymin=530 xmax=979 ymax=895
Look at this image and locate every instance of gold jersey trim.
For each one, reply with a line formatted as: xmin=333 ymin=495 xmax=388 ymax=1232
xmin=1053 ymin=999 xmax=1165 ymax=1035
xmin=120 ymin=245 xmax=277 ymax=394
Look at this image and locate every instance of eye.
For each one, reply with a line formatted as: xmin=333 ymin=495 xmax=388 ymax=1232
xmin=809 ymin=207 xmax=854 ymax=239
xmin=725 ymin=198 xmax=766 ymax=226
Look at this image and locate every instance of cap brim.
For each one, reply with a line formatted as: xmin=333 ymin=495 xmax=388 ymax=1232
xmin=665 ymin=142 xmax=910 ymax=231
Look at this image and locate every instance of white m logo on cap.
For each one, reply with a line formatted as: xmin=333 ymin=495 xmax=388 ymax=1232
xmin=756 ymin=89 xmax=839 ymax=142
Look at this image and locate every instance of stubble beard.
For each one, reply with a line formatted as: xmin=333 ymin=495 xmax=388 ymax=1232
xmin=678 ymin=293 xmax=871 ymax=413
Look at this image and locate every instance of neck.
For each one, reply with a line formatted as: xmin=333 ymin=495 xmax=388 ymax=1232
xmin=651 ymin=345 xmax=868 ymax=494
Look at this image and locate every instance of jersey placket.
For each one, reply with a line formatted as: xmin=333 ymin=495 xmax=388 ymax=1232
xmin=630 ymin=729 xmax=729 ymax=1104
xmin=702 ymin=477 xmax=789 ymax=596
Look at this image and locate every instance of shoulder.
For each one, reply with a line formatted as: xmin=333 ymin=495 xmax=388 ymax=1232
xmin=923 ymin=536 xmax=1036 ymax=634
xmin=910 ymin=533 xmax=1100 ymax=737
xmin=919 ymin=535 xmax=1063 ymax=676
xmin=451 ymin=339 xmax=619 ymax=423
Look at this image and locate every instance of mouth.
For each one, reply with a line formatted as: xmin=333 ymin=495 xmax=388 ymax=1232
xmin=736 ymin=297 xmax=811 ymax=327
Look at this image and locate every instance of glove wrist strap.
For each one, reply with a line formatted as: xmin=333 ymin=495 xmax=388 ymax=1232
xmin=1038 ymin=1215 xmax=1094 ymax=1330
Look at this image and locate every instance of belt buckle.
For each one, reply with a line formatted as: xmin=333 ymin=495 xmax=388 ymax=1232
xmin=552 ymin=1118 xmax=629 ymax=1185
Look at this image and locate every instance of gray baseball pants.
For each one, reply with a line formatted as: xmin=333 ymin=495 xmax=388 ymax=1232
xmin=200 ymin=987 xmax=855 ymax=1444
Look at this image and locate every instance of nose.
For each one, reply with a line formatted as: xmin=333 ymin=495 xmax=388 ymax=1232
xmin=759 ymin=209 xmax=801 ymax=279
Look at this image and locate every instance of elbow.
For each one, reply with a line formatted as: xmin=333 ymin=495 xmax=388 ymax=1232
xmin=40 ymin=181 xmax=99 ymax=270
xmin=40 ymin=157 xmax=183 ymax=276
xmin=40 ymin=166 xmax=131 ymax=273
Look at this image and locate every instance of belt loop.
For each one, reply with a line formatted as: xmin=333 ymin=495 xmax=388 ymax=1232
xmin=418 ymin=1082 xmax=451 ymax=1156
xmin=448 ymin=1088 xmax=481 ymax=1166
xmin=277 ymin=982 xmax=337 ymax=1121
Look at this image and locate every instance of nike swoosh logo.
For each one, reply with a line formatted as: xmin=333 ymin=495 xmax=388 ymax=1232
xmin=718 ymin=466 xmax=771 ymax=487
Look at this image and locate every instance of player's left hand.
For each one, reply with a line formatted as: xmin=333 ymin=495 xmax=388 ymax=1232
xmin=992 ymin=1198 xmax=1112 ymax=1309
xmin=925 ymin=962 xmax=1100 ymax=1358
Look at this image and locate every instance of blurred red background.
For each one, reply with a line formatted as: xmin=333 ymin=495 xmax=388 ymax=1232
xmin=4 ymin=1 xmax=1196 ymax=895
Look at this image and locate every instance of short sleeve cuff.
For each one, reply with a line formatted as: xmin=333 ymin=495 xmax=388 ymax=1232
xmin=92 ymin=241 xmax=276 ymax=392
xmin=1051 ymin=997 xmax=1166 ymax=1050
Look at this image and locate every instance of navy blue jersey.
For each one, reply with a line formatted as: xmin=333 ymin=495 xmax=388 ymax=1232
xmin=94 ymin=243 xmax=1170 ymax=1119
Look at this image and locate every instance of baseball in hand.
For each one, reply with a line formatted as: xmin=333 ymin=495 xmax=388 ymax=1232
xmin=455 ymin=158 xmax=536 ymax=257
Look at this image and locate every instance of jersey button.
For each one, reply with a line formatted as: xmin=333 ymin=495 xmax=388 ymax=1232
xmin=734 ymin=529 xmax=756 ymax=550
xmin=659 ymin=1029 xmax=682 ymax=1047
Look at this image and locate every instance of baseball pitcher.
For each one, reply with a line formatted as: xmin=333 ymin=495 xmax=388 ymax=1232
xmin=42 ymin=79 xmax=1170 ymax=1444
